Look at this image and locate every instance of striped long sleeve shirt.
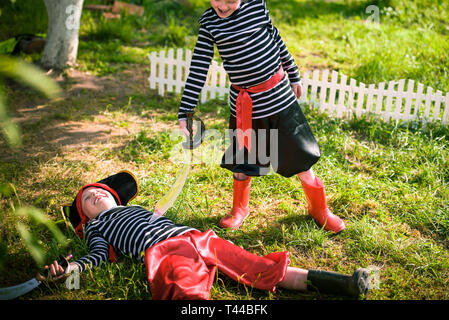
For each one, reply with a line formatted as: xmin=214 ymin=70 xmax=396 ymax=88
xmin=73 ymin=206 xmax=196 ymax=272
xmin=179 ymin=0 xmax=301 ymax=121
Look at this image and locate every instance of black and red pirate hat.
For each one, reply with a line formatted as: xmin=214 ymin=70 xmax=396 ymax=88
xmin=62 ymin=170 xmax=139 ymax=238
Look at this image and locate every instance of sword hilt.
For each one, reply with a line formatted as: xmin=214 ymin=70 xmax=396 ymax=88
xmin=182 ymin=112 xmax=205 ymax=150
xmin=186 ymin=112 xmax=194 ymax=143
xmin=40 ymin=254 xmax=73 ymax=279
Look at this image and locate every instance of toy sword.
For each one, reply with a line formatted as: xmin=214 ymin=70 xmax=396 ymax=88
xmin=153 ymin=113 xmax=205 ymax=216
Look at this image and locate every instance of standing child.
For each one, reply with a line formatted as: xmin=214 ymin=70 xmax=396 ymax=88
xmin=179 ymin=0 xmax=345 ymax=232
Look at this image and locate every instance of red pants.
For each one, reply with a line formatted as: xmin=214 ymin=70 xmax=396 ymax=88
xmin=144 ymin=229 xmax=290 ymax=300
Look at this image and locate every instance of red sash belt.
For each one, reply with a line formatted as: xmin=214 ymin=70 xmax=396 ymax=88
xmin=232 ymin=67 xmax=285 ymax=152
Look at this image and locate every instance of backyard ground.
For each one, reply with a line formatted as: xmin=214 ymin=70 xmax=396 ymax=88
xmin=0 ymin=0 xmax=448 ymax=300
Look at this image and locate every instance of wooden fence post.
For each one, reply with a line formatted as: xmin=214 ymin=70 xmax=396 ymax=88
xmin=336 ymin=73 xmax=347 ymax=118
xmin=318 ymin=70 xmax=328 ymax=111
xmin=443 ymin=95 xmax=449 ymax=124
xmin=403 ymin=80 xmax=414 ymax=121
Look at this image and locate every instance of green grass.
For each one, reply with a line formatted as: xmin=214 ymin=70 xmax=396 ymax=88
xmin=0 ymin=0 xmax=448 ymax=300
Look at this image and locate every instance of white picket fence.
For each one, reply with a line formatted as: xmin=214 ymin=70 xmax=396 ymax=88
xmin=148 ymin=48 xmax=229 ymax=103
xmin=148 ymin=48 xmax=449 ymax=124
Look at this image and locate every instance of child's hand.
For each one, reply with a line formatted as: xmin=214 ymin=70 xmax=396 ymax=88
xmin=47 ymin=260 xmax=66 ymax=278
xmin=38 ymin=260 xmax=76 ymax=282
xmin=292 ymin=83 xmax=302 ymax=99
xmin=179 ymin=120 xmax=196 ymax=137
xmin=179 ymin=120 xmax=190 ymax=137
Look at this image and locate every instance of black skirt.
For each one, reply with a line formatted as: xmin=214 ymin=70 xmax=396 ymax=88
xmin=220 ymin=100 xmax=321 ymax=177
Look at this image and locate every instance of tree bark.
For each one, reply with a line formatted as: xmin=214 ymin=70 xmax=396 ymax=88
xmin=41 ymin=0 xmax=84 ymax=70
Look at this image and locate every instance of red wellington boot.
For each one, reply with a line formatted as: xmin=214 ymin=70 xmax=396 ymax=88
xmin=300 ymin=176 xmax=345 ymax=233
xmin=219 ymin=176 xmax=251 ymax=230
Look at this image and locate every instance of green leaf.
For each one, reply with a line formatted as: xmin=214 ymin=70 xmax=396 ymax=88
xmin=16 ymin=207 xmax=68 ymax=247
xmin=0 ymin=55 xmax=61 ymax=98
xmin=16 ymin=222 xmax=45 ymax=265
xmin=0 ymin=55 xmax=61 ymax=148
xmin=0 ymin=90 xmax=21 ymax=147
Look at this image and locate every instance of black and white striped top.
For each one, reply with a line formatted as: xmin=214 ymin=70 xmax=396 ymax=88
xmin=179 ymin=0 xmax=301 ymax=121
xmin=73 ymin=206 xmax=196 ymax=272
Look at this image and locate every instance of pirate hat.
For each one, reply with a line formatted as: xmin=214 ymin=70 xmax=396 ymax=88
xmin=62 ymin=170 xmax=139 ymax=237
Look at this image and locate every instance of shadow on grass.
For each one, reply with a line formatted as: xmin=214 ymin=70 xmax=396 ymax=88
xmin=0 ymin=64 xmax=182 ymax=171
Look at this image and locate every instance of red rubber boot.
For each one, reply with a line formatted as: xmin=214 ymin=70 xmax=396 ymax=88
xmin=300 ymin=176 xmax=345 ymax=233
xmin=219 ymin=176 xmax=251 ymax=230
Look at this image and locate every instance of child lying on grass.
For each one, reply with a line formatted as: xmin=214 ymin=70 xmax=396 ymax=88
xmin=46 ymin=171 xmax=370 ymax=299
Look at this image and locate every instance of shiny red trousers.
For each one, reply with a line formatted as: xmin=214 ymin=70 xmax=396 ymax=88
xmin=144 ymin=229 xmax=290 ymax=300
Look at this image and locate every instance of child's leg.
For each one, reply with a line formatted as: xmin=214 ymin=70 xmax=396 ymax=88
xmin=298 ymin=168 xmax=345 ymax=233
xmin=146 ymin=230 xmax=369 ymax=299
xmin=278 ymin=266 xmax=370 ymax=298
xmin=219 ymin=173 xmax=252 ymax=230
xmin=306 ymin=268 xmax=370 ymax=298
xmin=277 ymin=267 xmax=308 ymax=291
xmin=297 ymin=168 xmax=316 ymax=185
xmin=192 ymin=229 xmax=289 ymax=292
xmin=196 ymin=229 xmax=369 ymax=298
xmin=234 ymin=172 xmax=249 ymax=180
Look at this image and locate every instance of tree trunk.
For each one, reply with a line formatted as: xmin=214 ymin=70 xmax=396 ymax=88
xmin=41 ymin=0 xmax=84 ymax=70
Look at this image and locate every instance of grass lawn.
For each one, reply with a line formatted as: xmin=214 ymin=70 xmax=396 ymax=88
xmin=0 ymin=0 xmax=448 ymax=300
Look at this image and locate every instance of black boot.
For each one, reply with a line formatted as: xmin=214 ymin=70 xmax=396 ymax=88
xmin=307 ymin=268 xmax=370 ymax=298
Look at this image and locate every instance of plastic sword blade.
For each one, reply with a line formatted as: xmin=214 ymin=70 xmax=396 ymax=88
xmin=153 ymin=149 xmax=191 ymax=216
xmin=153 ymin=114 xmax=204 ymax=217
xmin=0 ymin=278 xmax=41 ymax=300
